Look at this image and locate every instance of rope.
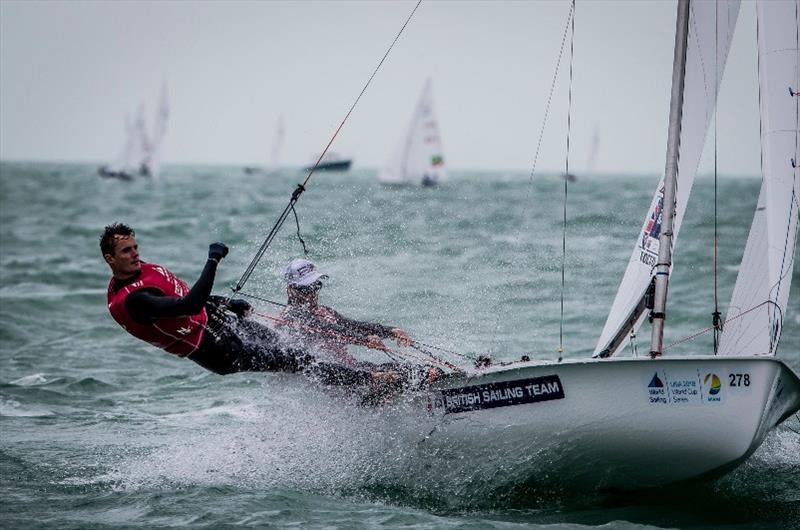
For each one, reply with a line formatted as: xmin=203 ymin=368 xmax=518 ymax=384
xmin=237 ymin=290 xmax=468 ymax=365
xmin=712 ymin=0 xmax=721 ymax=354
xmin=557 ymin=0 xmax=576 ymax=362
xmin=526 ymin=2 xmax=575 ymax=185
xmin=485 ymin=0 xmax=575 ymax=357
xmin=252 ymin=310 xmax=464 ymax=373
xmin=233 ymin=0 xmax=423 ymax=293
xmin=290 ymin=203 xmax=308 ymax=256
xmin=663 ymin=300 xmax=777 ymax=352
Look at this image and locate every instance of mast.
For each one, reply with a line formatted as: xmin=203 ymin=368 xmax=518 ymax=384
xmin=650 ymin=0 xmax=691 ymax=357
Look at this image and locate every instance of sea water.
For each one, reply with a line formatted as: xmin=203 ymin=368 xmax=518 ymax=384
xmin=1 ymin=162 xmax=798 ymax=528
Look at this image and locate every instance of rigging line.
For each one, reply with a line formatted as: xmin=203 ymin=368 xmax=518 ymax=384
xmin=237 ymin=290 xmax=470 ymax=363
xmin=233 ymin=0 xmax=424 ymax=293
xmin=300 ymin=0 xmax=423 ymax=191
xmin=251 ymin=310 xmax=461 ymax=372
xmin=663 ymin=300 xmax=778 ymax=352
xmin=485 ymin=0 xmax=574 ymax=356
xmin=558 ymin=0 xmax=575 ymax=362
xmin=409 ymin=343 xmax=465 ymax=373
xmin=713 ymin=0 xmax=721 ymax=354
xmin=290 ymin=203 xmax=308 ymax=255
xmin=527 ymin=1 xmax=575 ymax=184
xmin=236 ymin=291 xmax=287 ymax=308
xmin=410 ymin=340 xmax=470 ymax=361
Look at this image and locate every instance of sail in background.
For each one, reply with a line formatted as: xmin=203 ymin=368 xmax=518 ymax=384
xmin=144 ymin=84 xmax=169 ymax=179
xmin=719 ymin=0 xmax=800 ymax=356
xmin=378 ymin=78 xmax=447 ymax=186
xmin=594 ymin=1 xmax=741 ymax=357
xmin=105 ymin=114 xmax=138 ymax=175
xmin=102 ymin=85 xmax=169 ymax=179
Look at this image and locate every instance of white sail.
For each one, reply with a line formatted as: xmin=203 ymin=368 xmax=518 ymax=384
xmin=595 ymin=1 xmax=741 ymax=357
xmin=718 ymin=183 xmax=771 ymax=354
xmin=104 ymin=114 xmax=136 ymax=175
xmin=146 ymin=84 xmax=169 ymax=179
xmin=720 ymin=0 xmax=800 ymax=355
xmin=379 ymin=78 xmax=447 ymax=186
xmin=134 ymin=102 xmax=150 ymax=176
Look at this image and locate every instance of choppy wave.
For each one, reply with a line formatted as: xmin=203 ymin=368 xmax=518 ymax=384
xmin=1 ymin=162 xmax=798 ymax=528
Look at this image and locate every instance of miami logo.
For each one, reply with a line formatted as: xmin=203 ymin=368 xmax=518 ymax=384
xmin=704 ymin=373 xmax=721 ymax=395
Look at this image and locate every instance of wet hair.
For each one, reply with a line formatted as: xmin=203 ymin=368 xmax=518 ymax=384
xmin=100 ymin=223 xmax=135 ymax=257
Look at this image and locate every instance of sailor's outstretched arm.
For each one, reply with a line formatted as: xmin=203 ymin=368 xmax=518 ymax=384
xmin=126 ymin=243 xmax=228 ymax=323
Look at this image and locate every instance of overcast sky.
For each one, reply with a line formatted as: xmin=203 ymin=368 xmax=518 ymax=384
xmin=0 ymin=0 xmax=762 ymax=175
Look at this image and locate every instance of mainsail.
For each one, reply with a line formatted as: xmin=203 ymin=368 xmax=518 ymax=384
xmin=719 ymin=0 xmax=800 ymax=356
xmin=379 ymin=78 xmax=447 ymax=186
xmin=594 ymin=0 xmax=741 ymax=357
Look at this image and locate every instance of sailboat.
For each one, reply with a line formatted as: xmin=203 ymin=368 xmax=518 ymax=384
xmin=405 ymin=0 xmax=799 ymax=490
xmin=562 ymin=124 xmax=600 ymax=182
xmin=378 ymin=78 xmax=447 ymax=186
xmin=139 ymin=84 xmax=169 ymax=179
xmin=244 ymin=115 xmax=286 ymax=175
xmin=98 ymin=85 xmax=169 ymax=180
xmin=98 ymin=113 xmax=138 ymax=181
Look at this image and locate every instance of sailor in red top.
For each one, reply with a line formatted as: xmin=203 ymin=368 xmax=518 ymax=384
xmin=101 ymin=223 xmax=418 ymax=389
xmin=103 ymin=221 xmax=327 ymax=375
xmin=108 ymin=261 xmax=208 ymax=356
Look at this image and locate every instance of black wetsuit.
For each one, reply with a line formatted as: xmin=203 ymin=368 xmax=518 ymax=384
xmin=115 ymin=258 xmax=376 ymax=384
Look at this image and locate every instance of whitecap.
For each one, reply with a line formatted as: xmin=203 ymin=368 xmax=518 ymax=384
xmin=9 ymin=373 xmax=48 ymax=386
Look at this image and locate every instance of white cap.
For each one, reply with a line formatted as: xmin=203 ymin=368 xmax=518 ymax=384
xmin=283 ymin=258 xmax=328 ymax=287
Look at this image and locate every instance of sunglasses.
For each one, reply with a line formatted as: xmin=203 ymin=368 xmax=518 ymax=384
xmin=294 ymin=281 xmax=322 ymax=294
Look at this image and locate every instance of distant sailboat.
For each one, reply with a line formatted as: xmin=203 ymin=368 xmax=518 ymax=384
xmin=98 ymin=113 xmax=138 ymax=181
xmin=141 ymin=84 xmax=169 ymax=179
xmin=245 ymin=115 xmax=286 ymax=175
xmin=379 ymin=78 xmax=446 ymax=186
xmin=98 ymin=85 xmax=169 ymax=180
xmin=560 ymin=124 xmax=599 ymax=182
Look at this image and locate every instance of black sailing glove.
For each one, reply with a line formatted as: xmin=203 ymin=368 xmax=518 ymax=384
xmin=208 ymin=242 xmax=229 ymax=263
xmin=227 ymin=299 xmax=252 ymax=318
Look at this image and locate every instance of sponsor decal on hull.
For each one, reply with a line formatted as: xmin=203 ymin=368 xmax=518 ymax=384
xmin=432 ymin=375 xmax=565 ymax=414
xmin=646 ymin=368 xmax=731 ymax=405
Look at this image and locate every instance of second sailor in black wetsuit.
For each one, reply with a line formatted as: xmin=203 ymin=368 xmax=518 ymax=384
xmin=102 ymin=223 xmax=398 ymax=387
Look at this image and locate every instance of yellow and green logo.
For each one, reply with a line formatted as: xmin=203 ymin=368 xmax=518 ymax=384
xmin=704 ymin=373 xmax=721 ymax=395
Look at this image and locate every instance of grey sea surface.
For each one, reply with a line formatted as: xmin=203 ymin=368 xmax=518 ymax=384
xmin=1 ymin=162 xmax=798 ymax=529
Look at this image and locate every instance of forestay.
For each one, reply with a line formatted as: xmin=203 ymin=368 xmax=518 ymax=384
xmin=379 ymin=78 xmax=447 ymax=185
xmin=719 ymin=0 xmax=800 ymax=356
xmin=594 ymin=0 xmax=741 ymax=358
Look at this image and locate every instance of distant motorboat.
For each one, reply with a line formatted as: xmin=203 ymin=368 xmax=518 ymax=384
xmin=304 ymin=152 xmax=352 ymax=172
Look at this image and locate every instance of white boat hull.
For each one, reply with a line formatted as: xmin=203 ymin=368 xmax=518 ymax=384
xmin=409 ymin=356 xmax=800 ymax=490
